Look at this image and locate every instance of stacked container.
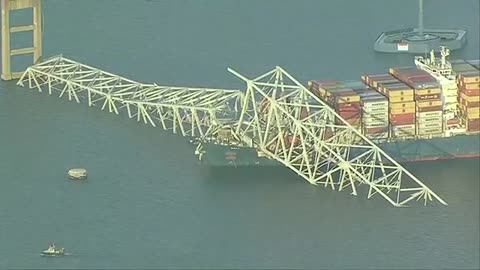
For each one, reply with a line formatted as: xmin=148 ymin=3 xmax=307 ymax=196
xmin=453 ymin=63 xmax=480 ymax=132
xmin=344 ymin=81 xmax=389 ymax=140
xmin=380 ymin=83 xmax=416 ymax=138
xmin=308 ymin=81 xmax=362 ymax=129
xmin=389 ymin=67 xmax=444 ymax=137
xmin=362 ymin=74 xmax=417 ymax=138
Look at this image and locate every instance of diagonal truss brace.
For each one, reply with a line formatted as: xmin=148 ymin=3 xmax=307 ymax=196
xmin=227 ymin=66 xmax=447 ymax=207
xmin=16 ymin=55 xmax=244 ymax=138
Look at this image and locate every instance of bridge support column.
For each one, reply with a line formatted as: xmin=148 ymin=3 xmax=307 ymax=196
xmin=1 ymin=0 xmax=42 ymax=81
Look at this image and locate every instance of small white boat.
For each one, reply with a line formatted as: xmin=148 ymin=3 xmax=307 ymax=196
xmin=40 ymin=243 xmax=65 ymax=257
xmin=68 ymin=168 xmax=87 ymax=180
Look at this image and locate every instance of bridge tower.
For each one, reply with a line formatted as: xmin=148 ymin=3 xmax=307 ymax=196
xmin=1 ymin=0 xmax=42 ymax=80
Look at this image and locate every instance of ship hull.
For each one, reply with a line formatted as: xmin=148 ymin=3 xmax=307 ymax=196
xmin=198 ymin=134 xmax=480 ymax=167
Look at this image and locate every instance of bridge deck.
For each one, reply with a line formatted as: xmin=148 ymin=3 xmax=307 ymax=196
xmin=18 ymin=56 xmax=244 ymax=138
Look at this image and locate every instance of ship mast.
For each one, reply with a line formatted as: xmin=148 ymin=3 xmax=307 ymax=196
xmin=418 ymin=0 xmax=424 ymax=36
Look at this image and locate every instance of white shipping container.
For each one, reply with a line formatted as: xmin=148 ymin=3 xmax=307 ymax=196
xmin=417 ymin=121 xmax=443 ymax=129
xmin=417 ymin=117 xmax=443 ymax=124
xmin=362 ymin=100 xmax=389 ymax=108
xmin=362 ymin=106 xmax=388 ymax=113
xmin=392 ymin=132 xmax=416 ymax=138
xmin=363 ymin=121 xmax=389 ymax=128
xmin=391 ymin=124 xmax=416 ymax=130
xmin=363 ymin=114 xmax=388 ymax=120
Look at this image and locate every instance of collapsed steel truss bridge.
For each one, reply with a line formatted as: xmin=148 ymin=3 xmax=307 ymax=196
xmin=17 ymin=55 xmax=448 ymax=207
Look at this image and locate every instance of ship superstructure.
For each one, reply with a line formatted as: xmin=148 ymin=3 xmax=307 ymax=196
xmin=415 ymin=46 xmax=463 ymax=135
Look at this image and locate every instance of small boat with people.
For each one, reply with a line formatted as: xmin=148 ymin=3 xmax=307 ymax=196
xmin=40 ymin=243 xmax=65 ymax=257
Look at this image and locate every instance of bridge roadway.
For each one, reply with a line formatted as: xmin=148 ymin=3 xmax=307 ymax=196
xmin=17 ymin=55 xmax=448 ymax=207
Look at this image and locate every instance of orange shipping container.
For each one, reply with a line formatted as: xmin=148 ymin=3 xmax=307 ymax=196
xmin=459 ymin=87 xmax=480 ymax=96
xmin=460 ymin=92 xmax=480 ymax=103
xmin=459 ymin=81 xmax=480 ymax=90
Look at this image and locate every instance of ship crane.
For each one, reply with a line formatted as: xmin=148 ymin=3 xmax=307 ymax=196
xmin=4 ymin=0 xmax=447 ymax=207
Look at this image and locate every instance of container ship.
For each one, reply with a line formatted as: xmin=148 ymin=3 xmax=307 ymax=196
xmin=198 ymin=47 xmax=480 ymax=166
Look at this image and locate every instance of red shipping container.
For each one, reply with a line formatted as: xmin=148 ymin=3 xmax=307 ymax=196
xmin=466 ymin=118 xmax=480 ymax=131
xmin=335 ymin=101 xmax=361 ymax=112
xmin=338 ymin=110 xmax=361 ymax=119
xmin=390 ymin=118 xmax=415 ymax=125
xmin=406 ymin=75 xmax=434 ymax=82
xmin=447 ymin=118 xmax=460 ymax=125
xmin=459 ymin=97 xmax=480 ymax=107
xmin=364 ymin=126 xmax=389 ymax=134
xmin=390 ymin=112 xmax=415 ymax=120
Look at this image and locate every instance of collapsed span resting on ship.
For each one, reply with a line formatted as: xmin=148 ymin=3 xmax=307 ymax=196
xmin=201 ymin=47 xmax=480 ymax=166
xmin=16 ymin=53 xmax=457 ymax=207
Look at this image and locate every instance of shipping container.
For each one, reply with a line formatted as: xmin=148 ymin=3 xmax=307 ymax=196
xmin=415 ymin=94 xmax=441 ymax=100
xmin=416 ymin=105 xmax=443 ymax=112
xmin=417 ymin=121 xmax=443 ymax=129
xmin=466 ymin=118 xmax=480 ymax=131
xmin=335 ymin=101 xmax=361 ymax=111
xmin=459 ymin=87 xmax=480 ymax=96
xmin=363 ymin=126 xmax=389 ymax=134
xmin=459 ymin=81 xmax=480 ymax=90
xmin=417 ymin=116 xmax=443 ymax=124
xmin=333 ymin=91 xmax=361 ymax=104
xmin=416 ymin=99 xmax=443 ymax=107
xmin=390 ymin=106 xmax=416 ymax=114
xmin=390 ymin=101 xmax=416 ymax=110
xmin=458 ymin=72 xmax=480 ymax=84
xmin=416 ymin=111 xmax=443 ymax=118
xmin=390 ymin=118 xmax=416 ymax=125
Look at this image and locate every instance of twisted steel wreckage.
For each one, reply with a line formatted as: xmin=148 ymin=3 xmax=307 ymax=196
xmin=3 ymin=0 xmax=447 ymax=207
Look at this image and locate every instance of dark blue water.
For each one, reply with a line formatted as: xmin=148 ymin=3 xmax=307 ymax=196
xmin=1 ymin=0 xmax=479 ymax=269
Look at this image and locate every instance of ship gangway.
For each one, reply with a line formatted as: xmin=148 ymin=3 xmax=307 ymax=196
xmin=17 ymin=55 xmax=448 ymax=207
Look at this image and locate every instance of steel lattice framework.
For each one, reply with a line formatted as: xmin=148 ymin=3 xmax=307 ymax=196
xmin=17 ymin=56 xmax=448 ymax=207
xmin=226 ymin=66 xmax=447 ymax=207
xmin=17 ymin=56 xmax=244 ymax=138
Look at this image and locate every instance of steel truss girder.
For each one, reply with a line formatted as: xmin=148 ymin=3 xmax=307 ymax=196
xmin=16 ymin=55 xmax=447 ymax=207
xmin=228 ymin=66 xmax=447 ymax=207
xmin=17 ymin=56 xmax=244 ymax=138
